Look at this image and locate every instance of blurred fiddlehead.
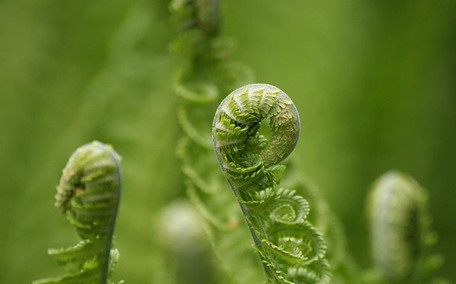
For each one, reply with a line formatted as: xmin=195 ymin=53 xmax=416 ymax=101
xmin=367 ymin=171 xmax=446 ymax=284
xmin=213 ymin=84 xmax=331 ymax=283
xmin=158 ymin=200 xmax=218 ymax=284
xmin=34 ymin=141 xmax=122 ymax=284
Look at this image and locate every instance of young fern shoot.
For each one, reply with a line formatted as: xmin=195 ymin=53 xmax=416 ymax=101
xmin=213 ymin=84 xmax=331 ymax=284
xmin=368 ymin=171 xmax=444 ymax=284
xmin=34 ymin=141 xmax=122 ymax=284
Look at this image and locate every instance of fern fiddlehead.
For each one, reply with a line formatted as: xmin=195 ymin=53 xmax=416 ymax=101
xmin=34 ymin=141 xmax=122 ymax=284
xmin=213 ymin=84 xmax=331 ymax=284
xmin=368 ymin=171 xmax=444 ymax=284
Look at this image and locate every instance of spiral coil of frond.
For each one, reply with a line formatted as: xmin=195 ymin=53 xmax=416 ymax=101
xmin=213 ymin=84 xmax=331 ymax=283
xmin=34 ymin=141 xmax=122 ymax=284
xmin=280 ymin=169 xmax=361 ymax=284
xmin=368 ymin=171 xmax=444 ymax=284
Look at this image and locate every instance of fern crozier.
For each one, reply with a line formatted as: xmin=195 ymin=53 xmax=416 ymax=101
xmin=213 ymin=84 xmax=330 ymax=284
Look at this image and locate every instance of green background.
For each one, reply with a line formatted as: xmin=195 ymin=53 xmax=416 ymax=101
xmin=1 ymin=0 xmax=455 ymax=282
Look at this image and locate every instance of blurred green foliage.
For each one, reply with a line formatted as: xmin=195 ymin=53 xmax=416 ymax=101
xmin=0 ymin=0 xmax=455 ymax=283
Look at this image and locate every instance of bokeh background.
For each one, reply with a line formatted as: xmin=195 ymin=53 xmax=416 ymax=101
xmin=1 ymin=0 xmax=455 ymax=283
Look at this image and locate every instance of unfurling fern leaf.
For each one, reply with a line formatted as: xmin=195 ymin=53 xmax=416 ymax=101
xmin=213 ymin=84 xmax=331 ymax=284
xmin=170 ymin=0 xmax=263 ymax=282
xmin=368 ymin=171 xmax=445 ymax=284
xmin=34 ymin=141 xmax=123 ymax=284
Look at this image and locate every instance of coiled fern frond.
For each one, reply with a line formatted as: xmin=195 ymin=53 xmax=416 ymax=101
xmin=368 ymin=170 xmax=445 ymax=284
xmin=213 ymin=84 xmax=331 ymax=284
xmin=34 ymin=141 xmax=123 ymax=284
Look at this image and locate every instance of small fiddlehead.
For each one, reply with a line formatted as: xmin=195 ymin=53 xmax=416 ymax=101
xmin=368 ymin=171 xmax=444 ymax=284
xmin=34 ymin=141 xmax=122 ymax=284
xmin=213 ymin=84 xmax=331 ymax=284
